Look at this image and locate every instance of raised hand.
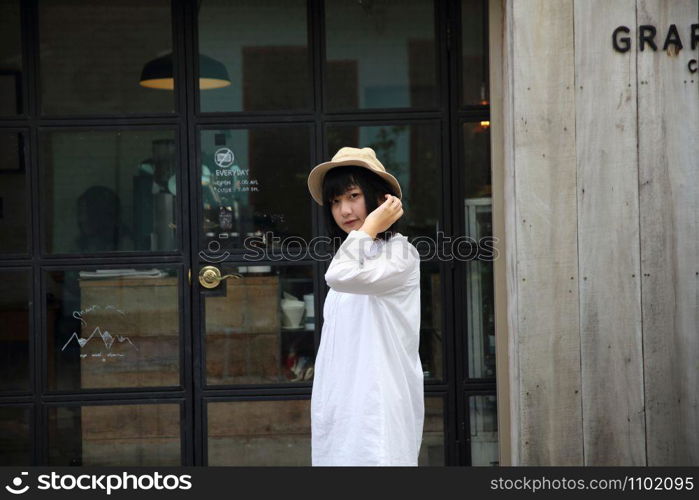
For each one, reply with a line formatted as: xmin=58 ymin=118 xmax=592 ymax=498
xmin=359 ymin=194 xmax=403 ymax=238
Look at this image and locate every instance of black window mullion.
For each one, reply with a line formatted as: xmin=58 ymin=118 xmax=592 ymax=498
xmin=452 ymin=0 xmax=495 ymax=466
xmin=442 ymin=0 xmax=463 ymax=465
xmin=169 ymin=0 xmax=195 ymax=467
xmin=26 ymin=0 xmax=43 ymax=463
xmin=310 ymin=0 xmax=326 ymax=362
xmin=182 ymin=0 xmax=204 ymax=467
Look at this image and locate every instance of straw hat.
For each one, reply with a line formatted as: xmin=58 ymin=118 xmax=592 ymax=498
xmin=307 ymin=147 xmax=402 ymax=206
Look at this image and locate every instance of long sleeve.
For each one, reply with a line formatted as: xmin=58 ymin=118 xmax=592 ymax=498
xmin=324 ymin=230 xmax=419 ymax=296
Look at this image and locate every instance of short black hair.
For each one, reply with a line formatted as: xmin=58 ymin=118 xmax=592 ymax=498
xmin=321 ymin=165 xmax=401 ymax=245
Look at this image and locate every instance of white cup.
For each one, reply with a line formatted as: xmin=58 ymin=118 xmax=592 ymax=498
xmin=281 ymin=300 xmax=305 ymax=328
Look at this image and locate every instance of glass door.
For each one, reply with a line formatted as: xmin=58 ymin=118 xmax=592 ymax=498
xmin=195 ymin=124 xmax=317 ymax=465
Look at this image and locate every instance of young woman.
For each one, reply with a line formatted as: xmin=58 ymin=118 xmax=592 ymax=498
xmin=306 ymin=147 xmax=423 ymax=466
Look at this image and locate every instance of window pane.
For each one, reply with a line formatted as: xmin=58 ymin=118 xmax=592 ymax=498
xmin=463 ymin=121 xmax=493 ymax=379
xmin=0 ymin=0 xmax=23 ymax=115
xmin=208 ymin=399 xmax=311 ymax=465
xmin=466 ymin=259 xmax=495 ymax=379
xmin=325 ymin=0 xmax=437 ymax=110
xmin=469 ymin=394 xmax=498 ymax=465
xmin=39 ymin=0 xmax=174 ymax=115
xmin=420 ymin=261 xmax=442 ymax=382
xmin=200 ymin=127 xmax=311 ymax=252
xmin=46 ymin=268 xmax=181 ymax=391
xmin=198 ymin=0 xmax=311 ymax=113
xmin=326 ymin=123 xmax=440 ymax=239
xmin=0 ymin=406 xmax=31 ymax=465
xmin=205 ymin=265 xmax=316 ymax=386
xmin=0 ymin=406 xmax=32 ymax=466
xmin=0 ymin=269 xmax=30 ymax=392
xmin=48 ymin=404 xmax=180 ymax=466
xmin=463 ymin=122 xmax=491 ymax=198
xmin=41 ymin=129 xmax=178 ymax=254
xmin=419 ymin=396 xmax=445 ymax=466
xmin=461 ymin=0 xmax=489 ymax=106
xmin=208 ymin=397 xmax=443 ymax=466
xmin=0 ymin=132 xmax=28 ymax=254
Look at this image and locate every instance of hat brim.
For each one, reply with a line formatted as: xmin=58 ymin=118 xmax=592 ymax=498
xmin=307 ymin=159 xmax=403 ymax=206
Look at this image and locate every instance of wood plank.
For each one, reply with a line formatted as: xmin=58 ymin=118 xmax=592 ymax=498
xmin=574 ymin=0 xmax=645 ymax=465
xmin=489 ymin=0 xmax=514 ymax=466
xmin=637 ymin=0 xmax=699 ymax=465
xmin=512 ymin=0 xmax=582 ymax=465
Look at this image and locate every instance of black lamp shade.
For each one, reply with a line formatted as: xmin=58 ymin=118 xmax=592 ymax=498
xmin=139 ymin=53 xmax=231 ymax=90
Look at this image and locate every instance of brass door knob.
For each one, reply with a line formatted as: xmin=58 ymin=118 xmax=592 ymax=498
xmin=198 ymin=266 xmax=243 ymax=289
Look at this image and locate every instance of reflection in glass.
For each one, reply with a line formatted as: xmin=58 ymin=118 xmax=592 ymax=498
xmin=39 ymin=0 xmax=173 ymax=115
xmin=469 ymin=394 xmax=498 ymax=465
xmin=48 ymin=404 xmax=180 ymax=466
xmin=419 ymin=262 xmax=442 ymax=381
xmin=208 ymin=399 xmax=311 ymax=465
xmin=0 ymin=270 xmax=30 ymax=392
xmin=419 ymin=396 xmax=445 ymax=465
xmin=46 ymin=268 xmax=180 ymax=391
xmin=461 ymin=0 xmax=489 ymax=106
xmin=463 ymin=122 xmax=493 ymax=379
xmin=198 ymin=0 xmax=310 ymax=112
xmin=139 ymin=53 xmax=231 ymax=91
xmin=465 ymin=216 xmax=494 ymax=379
xmin=0 ymin=407 xmax=31 ymax=465
xmin=0 ymin=133 xmax=27 ymax=254
xmin=325 ymin=0 xmax=437 ymax=110
xmin=327 ymin=123 xmax=440 ymax=239
xmin=206 ymin=265 xmax=315 ymax=386
xmin=463 ymin=122 xmax=491 ymax=198
xmin=0 ymin=0 xmax=23 ymax=115
xmin=41 ymin=130 xmax=178 ymax=254
xmin=200 ymin=127 xmax=311 ymax=252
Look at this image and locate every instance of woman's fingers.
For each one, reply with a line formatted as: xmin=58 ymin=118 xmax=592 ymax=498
xmin=388 ymin=197 xmax=402 ymax=220
xmin=367 ymin=195 xmax=403 ymax=230
xmin=385 ymin=195 xmax=401 ymax=206
xmin=381 ymin=195 xmax=402 ymax=218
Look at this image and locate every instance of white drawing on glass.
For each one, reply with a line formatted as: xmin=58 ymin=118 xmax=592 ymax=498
xmin=73 ymin=304 xmax=125 ymax=326
xmin=214 ymin=147 xmax=235 ymax=168
xmin=63 ymin=304 xmax=137 ymax=362
xmin=61 ymin=326 xmax=137 ymax=352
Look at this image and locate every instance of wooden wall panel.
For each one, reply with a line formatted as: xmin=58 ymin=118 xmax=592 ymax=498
xmin=574 ymin=0 xmax=645 ymax=465
xmin=637 ymin=0 xmax=699 ymax=465
xmin=511 ymin=0 xmax=582 ymax=465
xmin=494 ymin=0 xmax=698 ymax=465
xmin=489 ymin=0 xmax=515 ymax=466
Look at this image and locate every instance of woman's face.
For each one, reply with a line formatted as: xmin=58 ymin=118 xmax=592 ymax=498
xmin=330 ymin=184 xmax=369 ymax=234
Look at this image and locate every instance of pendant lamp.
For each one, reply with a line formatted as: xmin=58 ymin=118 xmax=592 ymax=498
xmin=139 ymin=53 xmax=231 ymax=90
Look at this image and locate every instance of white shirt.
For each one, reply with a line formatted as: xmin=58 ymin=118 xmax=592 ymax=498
xmin=311 ymin=229 xmax=424 ymax=466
